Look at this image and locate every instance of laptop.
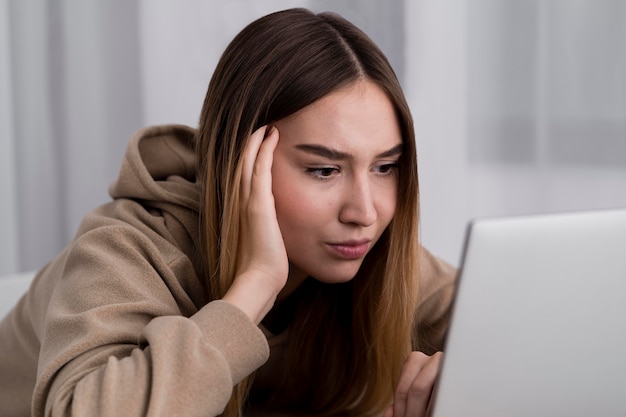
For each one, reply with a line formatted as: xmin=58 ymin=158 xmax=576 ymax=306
xmin=429 ymin=208 xmax=626 ymax=417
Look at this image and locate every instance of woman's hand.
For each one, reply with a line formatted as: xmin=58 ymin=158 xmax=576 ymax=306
xmin=223 ymin=126 xmax=289 ymax=324
xmin=383 ymin=351 xmax=443 ymax=417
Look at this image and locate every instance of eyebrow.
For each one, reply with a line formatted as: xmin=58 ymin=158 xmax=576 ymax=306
xmin=294 ymin=143 xmax=403 ymax=160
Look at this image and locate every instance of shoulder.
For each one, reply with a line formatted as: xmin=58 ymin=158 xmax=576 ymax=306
xmin=419 ymin=246 xmax=457 ymax=299
xmin=413 ymin=246 xmax=458 ymax=353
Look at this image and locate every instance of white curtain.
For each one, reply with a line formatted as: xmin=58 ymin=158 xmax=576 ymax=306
xmin=1 ymin=0 xmax=625 ymax=275
xmin=0 ymin=0 xmax=18 ymax=273
xmin=411 ymin=0 xmax=626 ymax=263
xmin=2 ymin=0 xmax=143 ymax=273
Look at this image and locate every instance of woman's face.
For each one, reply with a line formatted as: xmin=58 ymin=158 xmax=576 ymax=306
xmin=272 ymin=80 xmax=402 ymax=287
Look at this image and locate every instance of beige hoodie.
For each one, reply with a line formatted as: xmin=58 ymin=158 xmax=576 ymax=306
xmin=0 ymin=125 xmax=456 ymax=417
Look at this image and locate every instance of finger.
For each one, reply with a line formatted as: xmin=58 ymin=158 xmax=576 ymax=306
xmin=404 ymin=352 xmax=442 ymax=417
xmin=383 ymin=404 xmax=394 ymax=417
xmin=240 ymin=125 xmax=269 ymax=203
xmin=250 ymin=126 xmax=279 ymax=199
xmin=393 ymin=354 xmax=421 ymax=417
xmin=394 ymin=352 xmax=442 ymax=417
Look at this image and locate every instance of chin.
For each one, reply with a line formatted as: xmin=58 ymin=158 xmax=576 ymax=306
xmin=308 ymin=268 xmax=360 ymax=285
xmin=291 ymin=257 xmax=364 ymax=285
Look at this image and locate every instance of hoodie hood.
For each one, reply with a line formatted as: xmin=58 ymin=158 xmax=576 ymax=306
xmin=107 ymin=125 xmax=202 ymax=265
xmin=109 ymin=124 xmax=199 ymax=209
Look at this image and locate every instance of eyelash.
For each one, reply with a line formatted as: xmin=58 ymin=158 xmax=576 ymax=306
xmin=306 ymin=167 xmax=339 ymax=179
xmin=374 ymin=163 xmax=399 ymax=176
xmin=306 ymin=163 xmax=399 ymax=180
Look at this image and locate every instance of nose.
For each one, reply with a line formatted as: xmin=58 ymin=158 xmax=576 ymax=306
xmin=338 ymin=175 xmax=377 ymax=227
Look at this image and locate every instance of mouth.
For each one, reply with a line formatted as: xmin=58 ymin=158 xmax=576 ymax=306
xmin=326 ymin=240 xmax=371 ymax=260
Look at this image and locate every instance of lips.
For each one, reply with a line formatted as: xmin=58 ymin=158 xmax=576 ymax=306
xmin=327 ymin=240 xmax=371 ymax=259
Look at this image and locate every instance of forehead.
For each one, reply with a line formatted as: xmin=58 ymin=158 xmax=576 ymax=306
xmin=274 ymin=80 xmax=403 ymax=153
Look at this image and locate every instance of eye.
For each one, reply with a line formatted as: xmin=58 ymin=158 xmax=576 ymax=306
xmin=373 ymin=162 xmax=399 ymax=176
xmin=306 ymin=166 xmax=340 ymax=179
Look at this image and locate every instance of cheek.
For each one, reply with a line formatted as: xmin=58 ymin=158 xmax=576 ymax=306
xmin=271 ymin=152 xmax=339 ymax=225
xmin=375 ymin=182 xmax=399 ymax=227
xmin=273 ymin=179 xmax=326 ymax=229
xmin=272 ymin=180 xmax=330 ymax=265
xmin=380 ymin=198 xmax=397 ymax=232
xmin=386 ymin=195 xmax=398 ymax=220
xmin=272 ymin=166 xmax=318 ymax=232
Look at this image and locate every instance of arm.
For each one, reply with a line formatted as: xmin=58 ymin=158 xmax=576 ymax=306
xmin=32 ymin=227 xmax=269 ymax=417
xmin=222 ymin=126 xmax=288 ymax=324
xmin=34 ymin=126 xmax=287 ymax=417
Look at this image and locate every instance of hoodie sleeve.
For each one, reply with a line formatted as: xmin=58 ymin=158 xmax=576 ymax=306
xmin=413 ymin=247 xmax=458 ymax=354
xmin=31 ymin=224 xmax=269 ymax=417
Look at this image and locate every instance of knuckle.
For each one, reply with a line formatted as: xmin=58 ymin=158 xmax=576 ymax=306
xmin=404 ymin=351 xmax=428 ymax=367
xmin=252 ymin=157 xmax=270 ymax=177
xmin=409 ymin=351 xmax=428 ymax=360
xmin=408 ymin=377 xmax=431 ymax=397
xmin=394 ymin=388 xmax=409 ymax=403
xmin=246 ymin=199 xmax=264 ymax=217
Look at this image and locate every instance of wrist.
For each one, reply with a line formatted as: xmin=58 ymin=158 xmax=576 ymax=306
xmin=222 ymin=271 xmax=281 ymax=324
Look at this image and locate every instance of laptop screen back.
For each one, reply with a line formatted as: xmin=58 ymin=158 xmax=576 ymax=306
xmin=429 ymin=209 xmax=626 ymax=417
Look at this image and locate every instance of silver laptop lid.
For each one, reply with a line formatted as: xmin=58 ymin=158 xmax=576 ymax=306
xmin=430 ymin=208 xmax=626 ymax=417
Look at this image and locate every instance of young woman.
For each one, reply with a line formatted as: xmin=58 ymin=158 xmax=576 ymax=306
xmin=0 ymin=8 xmax=456 ymax=417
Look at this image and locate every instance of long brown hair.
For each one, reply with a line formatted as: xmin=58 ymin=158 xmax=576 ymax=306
xmin=195 ymin=8 xmax=420 ymax=416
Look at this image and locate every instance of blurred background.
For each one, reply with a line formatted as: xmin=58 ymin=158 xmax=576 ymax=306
xmin=1 ymin=0 xmax=625 ymax=275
